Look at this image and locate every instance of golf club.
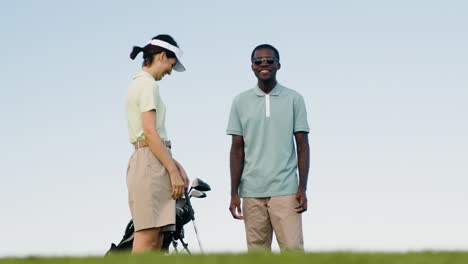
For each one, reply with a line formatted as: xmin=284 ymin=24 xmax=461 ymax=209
xmin=189 ymin=189 xmax=207 ymax=198
xmin=189 ymin=178 xmax=211 ymax=192
xmin=184 ymin=189 xmax=204 ymax=253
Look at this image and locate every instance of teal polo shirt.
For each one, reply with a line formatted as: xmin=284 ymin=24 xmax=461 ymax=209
xmin=227 ymin=83 xmax=309 ymax=198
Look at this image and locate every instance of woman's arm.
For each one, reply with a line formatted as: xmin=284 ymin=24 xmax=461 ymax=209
xmin=173 ymin=159 xmax=190 ymax=188
xmin=142 ymin=110 xmax=184 ymax=199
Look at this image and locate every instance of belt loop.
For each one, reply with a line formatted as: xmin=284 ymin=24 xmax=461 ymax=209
xmin=137 ymin=140 xmax=140 ymax=148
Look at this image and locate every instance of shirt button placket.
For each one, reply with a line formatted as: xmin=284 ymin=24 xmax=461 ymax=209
xmin=265 ymin=94 xmax=271 ymax=118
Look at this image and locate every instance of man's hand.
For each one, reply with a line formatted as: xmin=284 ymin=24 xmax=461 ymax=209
xmin=295 ymin=188 xmax=308 ymax=213
xmin=229 ymin=194 xmax=244 ymax=220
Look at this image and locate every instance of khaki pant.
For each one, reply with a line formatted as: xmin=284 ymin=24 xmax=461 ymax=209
xmin=242 ymin=194 xmax=303 ymax=250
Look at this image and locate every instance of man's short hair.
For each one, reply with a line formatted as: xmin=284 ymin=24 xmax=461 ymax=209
xmin=251 ymin=44 xmax=280 ymax=62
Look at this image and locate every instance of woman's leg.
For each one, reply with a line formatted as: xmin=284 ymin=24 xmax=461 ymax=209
xmin=132 ymin=228 xmax=164 ymax=252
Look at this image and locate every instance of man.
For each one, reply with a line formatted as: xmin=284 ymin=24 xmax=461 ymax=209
xmin=227 ymin=44 xmax=310 ymax=250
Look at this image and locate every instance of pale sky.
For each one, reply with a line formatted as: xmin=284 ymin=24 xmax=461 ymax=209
xmin=0 ymin=0 xmax=467 ymax=257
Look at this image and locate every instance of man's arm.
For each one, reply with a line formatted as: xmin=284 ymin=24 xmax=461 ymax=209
xmin=229 ymin=135 xmax=245 ymax=220
xmin=294 ymin=132 xmax=310 ymax=213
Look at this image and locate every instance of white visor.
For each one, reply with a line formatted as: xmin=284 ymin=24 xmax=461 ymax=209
xmin=148 ymin=39 xmax=186 ymax=72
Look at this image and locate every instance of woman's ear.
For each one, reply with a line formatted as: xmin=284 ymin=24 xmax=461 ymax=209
xmin=152 ymin=52 xmax=161 ymax=63
xmin=160 ymin=51 xmax=167 ymax=61
xmin=153 ymin=52 xmax=166 ymax=63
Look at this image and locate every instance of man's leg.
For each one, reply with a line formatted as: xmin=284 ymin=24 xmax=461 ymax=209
xmin=268 ymin=195 xmax=304 ymax=250
xmin=243 ymin=197 xmax=273 ymax=250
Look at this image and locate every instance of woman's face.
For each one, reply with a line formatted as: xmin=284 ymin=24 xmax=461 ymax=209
xmin=154 ymin=54 xmax=177 ymax=81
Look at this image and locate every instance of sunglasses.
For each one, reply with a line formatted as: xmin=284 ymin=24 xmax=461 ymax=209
xmin=252 ymin=57 xmax=278 ymax=65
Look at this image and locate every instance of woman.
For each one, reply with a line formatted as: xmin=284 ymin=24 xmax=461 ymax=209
xmin=125 ymin=34 xmax=189 ymax=252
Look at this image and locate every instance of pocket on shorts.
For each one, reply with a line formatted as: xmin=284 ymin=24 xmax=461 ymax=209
xmin=145 ymin=148 xmax=166 ymax=172
xmin=144 ymin=148 xmax=172 ymax=194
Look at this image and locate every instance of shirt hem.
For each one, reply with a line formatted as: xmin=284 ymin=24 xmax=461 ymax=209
xmin=140 ymin=107 xmax=156 ymax=113
xmin=294 ymin=127 xmax=310 ymax=133
xmin=226 ymin=130 xmax=243 ymax=136
xmin=240 ymin=190 xmax=297 ymax=198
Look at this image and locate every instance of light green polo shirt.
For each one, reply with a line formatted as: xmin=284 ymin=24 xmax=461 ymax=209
xmin=125 ymin=71 xmax=168 ymax=143
xmin=227 ymin=83 xmax=309 ymax=198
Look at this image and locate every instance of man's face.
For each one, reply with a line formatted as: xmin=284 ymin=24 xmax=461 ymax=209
xmin=251 ymin=48 xmax=281 ymax=82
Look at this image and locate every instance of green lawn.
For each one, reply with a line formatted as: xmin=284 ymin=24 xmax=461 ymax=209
xmin=2 ymin=251 xmax=468 ymax=264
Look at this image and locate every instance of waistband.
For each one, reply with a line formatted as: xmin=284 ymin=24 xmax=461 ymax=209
xmin=133 ymin=139 xmax=171 ymax=149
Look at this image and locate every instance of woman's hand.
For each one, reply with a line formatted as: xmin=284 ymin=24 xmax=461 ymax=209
xmin=168 ymin=169 xmax=185 ymax=199
xmin=174 ymin=160 xmax=190 ymax=189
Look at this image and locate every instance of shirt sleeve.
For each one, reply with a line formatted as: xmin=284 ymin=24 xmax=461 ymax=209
xmin=293 ymin=94 xmax=310 ymax=133
xmin=138 ymin=80 xmax=156 ymax=112
xmin=226 ymin=97 xmax=243 ymax=135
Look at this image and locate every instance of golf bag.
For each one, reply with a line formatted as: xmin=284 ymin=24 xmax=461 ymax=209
xmin=106 ymin=197 xmax=193 ymax=255
xmin=106 ymin=178 xmax=210 ymax=255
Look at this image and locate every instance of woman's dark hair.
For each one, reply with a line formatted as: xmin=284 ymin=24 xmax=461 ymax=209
xmin=251 ymin=44 xmax=280 ymax=62
xmin=130 ymin=34 xmax=179 ymax=67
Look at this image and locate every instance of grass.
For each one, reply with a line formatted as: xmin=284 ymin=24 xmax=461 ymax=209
xmin=1 ymin=251 xmax=468 ymax=264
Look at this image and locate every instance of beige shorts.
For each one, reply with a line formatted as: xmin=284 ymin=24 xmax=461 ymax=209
xmin=242 ymin=194 xmax=303 ymax=250
xmin=126 ymin=146 xmax=175 ymax=232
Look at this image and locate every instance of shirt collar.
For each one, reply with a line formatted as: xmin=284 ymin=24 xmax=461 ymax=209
xmin=254 ymin=83 xmax=284 ymax=97
xmin=133 ymin=70 xmax=155 ymax=80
